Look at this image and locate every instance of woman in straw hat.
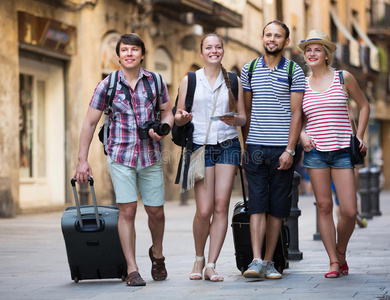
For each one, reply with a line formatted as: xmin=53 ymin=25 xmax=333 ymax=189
xmin=298 ymin=30 xmax=370 ymax=278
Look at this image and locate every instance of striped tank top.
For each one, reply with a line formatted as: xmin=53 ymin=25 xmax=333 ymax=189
xmin=302 ymin=71 xmax=353 ymax=151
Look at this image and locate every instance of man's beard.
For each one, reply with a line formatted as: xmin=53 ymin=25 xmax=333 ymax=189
xmin=264 ymin=46 xmax=283 ymax=55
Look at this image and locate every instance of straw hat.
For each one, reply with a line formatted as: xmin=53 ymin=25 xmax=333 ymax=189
xmin=298 ymin=30 xmax=337 ymax=52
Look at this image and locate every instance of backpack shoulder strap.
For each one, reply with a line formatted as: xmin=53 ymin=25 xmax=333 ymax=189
xmin=102 ymin=70 xmax=118 ymax=148
xmin=104 ymin=70 xmax=118 ymax=114
xmin=228 ymin=71 xmax=239 ymax=101
xmin=287 ymin=60 xmax=296 ymax=91
xmin=142 ymin=74 xmax=154 ymax=102
xmin=339 ymin=70 xmax=347 ymax=94
xmin=248 ymin=57 xmax=260 ymax=90
xmin=150 ymin=72 xmax=163 ymax=112
xmin=339 ymin=70 xmax=344 ymax=84
xmin=151 ymin=72 xmax=162 ymax=100
xmin=185 ymin=71 xmax=196 ymax=111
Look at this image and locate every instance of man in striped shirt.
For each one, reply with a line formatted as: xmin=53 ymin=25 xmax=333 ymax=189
xmin=241 ymin=20 xmax=305 ymax=279
xmin=74 ymin=33 xmax=174 ymax=286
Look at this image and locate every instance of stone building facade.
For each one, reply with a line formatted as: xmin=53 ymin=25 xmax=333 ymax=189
xmin=0 ymin=0 xmax=264 ymax=215
xmin=0 ymin=0 xmax=388 ymax=216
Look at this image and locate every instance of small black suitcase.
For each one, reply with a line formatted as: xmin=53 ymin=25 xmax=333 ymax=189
xmin=231 ymin=166 xmax=290 ymax=274
xmin=61 ymin=178 xmax=127 ymax=283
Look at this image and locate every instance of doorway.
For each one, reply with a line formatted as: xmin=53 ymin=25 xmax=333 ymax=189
xmin=19 ymin=57 xmax=65 ymax=207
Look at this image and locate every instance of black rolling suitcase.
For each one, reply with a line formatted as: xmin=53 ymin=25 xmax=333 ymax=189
xmin=61 ymin=178 xmax=127 ymax=283
xmin=231 ymin=165 xmax=290 ymax=274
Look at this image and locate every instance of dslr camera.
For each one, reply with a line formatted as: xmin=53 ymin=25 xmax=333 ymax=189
xmin=138 ymin=120 xmax=171 ymax=140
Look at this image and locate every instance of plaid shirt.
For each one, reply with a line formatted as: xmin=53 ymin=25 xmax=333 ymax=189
xmin=90 ymin=68 xmax=169 ymax=169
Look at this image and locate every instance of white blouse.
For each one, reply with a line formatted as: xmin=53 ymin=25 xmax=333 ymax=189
xmin=192 ymin=68 xmax=239 ymax=145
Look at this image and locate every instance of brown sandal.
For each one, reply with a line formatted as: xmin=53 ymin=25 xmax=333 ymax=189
xmin=149 ymin=246 xmax=168 ymax=281
xmin=126 ymin=271 xmax=146 ymax=286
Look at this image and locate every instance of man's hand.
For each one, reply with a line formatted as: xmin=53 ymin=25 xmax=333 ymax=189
xmin=74 ymin=160 xmax=93 ymax=184
xmin=74 ymin=106 xmax=102 ymax=184
xmin=278 ymin=151 xmax=293 ymax=170
xmin=148 ymin=129 xmax=164 ymax=141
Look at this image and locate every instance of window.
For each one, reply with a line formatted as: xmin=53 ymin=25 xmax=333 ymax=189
xmin=19 ymin=74 xmax=46 ymax=178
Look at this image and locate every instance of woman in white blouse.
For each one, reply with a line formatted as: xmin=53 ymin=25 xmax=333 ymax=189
xmin=175 ymin=33 xmax=246 ymax=281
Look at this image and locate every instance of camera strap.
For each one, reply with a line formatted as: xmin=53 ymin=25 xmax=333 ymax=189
xmin=121 ymin=73 xmax=162 ymax=129
xmin=121 ymin=84 xmax=140 ymax=129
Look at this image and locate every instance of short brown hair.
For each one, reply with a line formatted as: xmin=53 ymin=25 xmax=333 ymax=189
xmin=115 ymin=33 xmax=145 ymax=57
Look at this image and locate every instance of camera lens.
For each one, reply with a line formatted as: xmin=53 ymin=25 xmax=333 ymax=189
xmin=154 ymin=123 xmax=171 ymax=136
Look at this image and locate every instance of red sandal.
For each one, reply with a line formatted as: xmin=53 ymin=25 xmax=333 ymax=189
xmin=325 ymin=262 xmax=340 ymax=278
xmin=336 ymin=247 xmax=349 ymax=275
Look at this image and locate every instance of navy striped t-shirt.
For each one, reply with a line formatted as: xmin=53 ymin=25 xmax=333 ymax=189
xmin=241 ymin=56 xmax=305 ymax=146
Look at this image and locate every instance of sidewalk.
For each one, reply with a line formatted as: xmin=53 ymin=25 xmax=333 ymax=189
xmin=0 ymin=191 xmax=389 ymax=300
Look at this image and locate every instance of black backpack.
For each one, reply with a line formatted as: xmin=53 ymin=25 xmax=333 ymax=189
xmin=172 ymin=71 xmax=239 ymax=188
xmin=98 ymin=71 xmax=162 ymax=155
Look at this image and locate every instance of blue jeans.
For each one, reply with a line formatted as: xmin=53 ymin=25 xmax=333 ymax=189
xmin=193 ymin=137 xmax=241 ymax=167
xmin=302 ymin=147 xmax=353 ymax=169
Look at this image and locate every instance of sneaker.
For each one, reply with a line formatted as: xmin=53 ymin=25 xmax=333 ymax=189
xmin=263 ymin=261 xmax=282 ymax=279
xmin=243 ymin=260 xmax=263 ymax=278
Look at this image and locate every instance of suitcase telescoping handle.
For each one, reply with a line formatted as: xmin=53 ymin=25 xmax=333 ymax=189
xmin=70 ymin=177 xmax=101 ymax=230
xmin=238 ymin=165 xmax=248 ymax=212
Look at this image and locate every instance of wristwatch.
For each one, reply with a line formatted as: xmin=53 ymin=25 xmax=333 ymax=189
xmin=285 ymin=149 xmax=295 ymax=156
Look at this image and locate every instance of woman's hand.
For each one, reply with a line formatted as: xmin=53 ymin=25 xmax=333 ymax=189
xmin=357 ymin=137 xmax=368 ymax=153
xmin=176 ymin=109 xmax=193 ymax=125
xmin=300 ymin=132 xmax=314 ymax=152
xmin=219 ymin=115 xmax=236 ymax=126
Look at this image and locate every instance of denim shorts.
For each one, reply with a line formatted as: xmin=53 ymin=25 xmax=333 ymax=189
xmin=193 ymin=137 xmax=241 ymax=167
xmin=244 ymin=144 xmax=295 ymax=218
xmin=107 ymin=156 xmax=165 ymax=206
xmin=302 ymin=147 xmax=353 ymax=169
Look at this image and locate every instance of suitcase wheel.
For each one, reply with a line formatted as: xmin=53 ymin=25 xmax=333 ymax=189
xmin=74 ymin=277 xmax=79 ymax=283
xmin=240 ymin=266 xmax=246 ymax=275
xmin=276 ymin=265 xmax=282 ymax=274
xmin=276 ymin=264 xmax=284 ymax=274
xmin=121 ymin=275 xmax=126 ymax=281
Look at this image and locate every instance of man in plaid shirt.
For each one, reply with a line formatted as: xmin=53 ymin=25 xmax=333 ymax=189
xmin=74 ymin=33 xmax=174 ymax=286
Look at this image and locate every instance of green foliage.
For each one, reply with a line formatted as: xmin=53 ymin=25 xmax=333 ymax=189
xmin=378 ymin=47 xmax=387 ymax=72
